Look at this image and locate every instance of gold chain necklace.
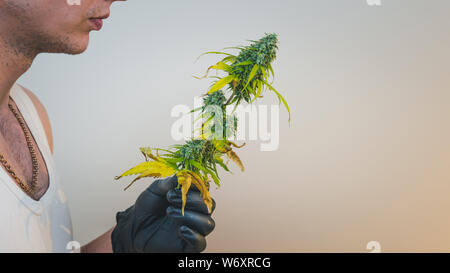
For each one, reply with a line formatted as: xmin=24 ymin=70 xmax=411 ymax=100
xmin=0 ymin=99 xmax=39 ymax=197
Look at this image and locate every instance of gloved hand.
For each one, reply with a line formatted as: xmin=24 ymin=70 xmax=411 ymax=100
xmin=111 ymin=175 xmax=216 ymax=253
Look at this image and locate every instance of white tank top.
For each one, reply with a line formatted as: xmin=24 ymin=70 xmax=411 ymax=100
xmin=0 ymin=83 xmax=73 ymax=253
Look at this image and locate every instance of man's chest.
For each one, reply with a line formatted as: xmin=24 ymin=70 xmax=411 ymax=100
xmin=0 ymin=115 xmax=49 ymax=200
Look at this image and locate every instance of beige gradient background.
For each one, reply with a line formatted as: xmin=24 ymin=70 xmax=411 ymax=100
xmin=19 ymin=0 xmax=450 ymax=252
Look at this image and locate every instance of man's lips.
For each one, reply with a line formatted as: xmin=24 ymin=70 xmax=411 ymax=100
xmin=89 ymin=18 xmax=103 ymax=30
xmin=89 ymin=13 xmax=110 ymax=31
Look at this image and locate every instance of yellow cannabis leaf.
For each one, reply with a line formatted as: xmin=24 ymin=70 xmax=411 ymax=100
xmin=213 ymin=140 xmax=231 ymax=153
xmin=176 ymin=173 xmax=192 ymax=216
xmin=139 ymin=147 xmax=159 ymax=161
xmin=193 ymin=61 xmax=232 ymax=79
xmin=177 ymin=170 xmax=213 ymax=215
xmin=115 ymin=161 xmax=177 ymax=191
xmin=208 ymin=75 xmax=237 ymax=94
xmin=228 ymin=141 xmax=246 ymax=149
xmin=114 ymin=161 xmax=156 ymax=179
xmin=226 ymin=150 xmax=245 ymax=172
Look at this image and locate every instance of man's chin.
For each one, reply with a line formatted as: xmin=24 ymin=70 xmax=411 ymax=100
xmin=45 ymin=36 xmax=90 ymax=55
xmin=63 ymin=40 xmax=89 ymax=55
xmin=65 ymin=45 xmax=89 ymax=55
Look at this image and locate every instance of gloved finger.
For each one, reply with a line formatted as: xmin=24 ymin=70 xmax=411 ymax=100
xmin=167 ymin=189 xmax=216 ymax=215
xmin=178 ymin=225 xmax=207 ymax=253
xmin=167 ymin=206 xmax=215 ymax=236
xmin=147 ymin=175 xmax=178 ymax=197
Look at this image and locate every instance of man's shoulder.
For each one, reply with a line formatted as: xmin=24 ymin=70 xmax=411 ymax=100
xmin=17 ymin=84 xmax=54 ymax=154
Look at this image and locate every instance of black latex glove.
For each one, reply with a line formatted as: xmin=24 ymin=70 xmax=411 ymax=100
xmin=111 ymin=175 xmax=216 ymax=253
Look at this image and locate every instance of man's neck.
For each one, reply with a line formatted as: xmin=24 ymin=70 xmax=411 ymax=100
xmin=0 ymin=37 xmax=36 ymax=115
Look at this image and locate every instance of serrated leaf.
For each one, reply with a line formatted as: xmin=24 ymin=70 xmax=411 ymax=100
xmin=177 ymin=170 xmax=213 ymax=215
xmin=241 ymin=64 xmax=260 ymax=93
xmin=263 ymin=80 xmax=291 ymax=124
xmin=139 ymin=147 xmax=158 ymax=161
xmin=251 ymin=80 xmax=263 ymax=103
xmin=208 ymin=75 xmax=236 ymax=94
xmin=268 ymin=64 xmax=275 ymax=81
xmin=223 ymin=46 xmax=246 ymax=50
xmin=189 ymin=160 xmax=220 ymax=187
xmin=221 ymin=56 xmax=237 ymax=64
xmin=247 ymin=64 xmax=260 ymax=84
xmin=194 ymin=62 xmax=232 ymax=79
xmin=177 ymin=173 xmax=192 ymax=216
xmin=117 ymin=161 xmax=177 ymax=191
xmin=195 ymin=51 xmax=235 ymax=63
xmin=260 ymin=66 xmax=268 ymax=82
xmin=114 ymin=161 xmax=155 ymax=180
xmin=232 ymin=60 xmax=253 ymax=67
xmin=215 ymin=157 xmax=231 ymax=173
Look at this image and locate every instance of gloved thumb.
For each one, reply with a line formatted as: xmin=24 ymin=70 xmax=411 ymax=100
xmin=148 ymin=175 xmax=179 ymax=197
xmin=134 ymin=175 xmax=179 ymax=216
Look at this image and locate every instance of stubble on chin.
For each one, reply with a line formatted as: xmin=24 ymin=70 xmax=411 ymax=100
xmin=2 ymin=5 xmax=90 ymax=57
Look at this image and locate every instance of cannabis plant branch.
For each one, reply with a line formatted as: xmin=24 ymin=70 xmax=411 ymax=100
xmin=114 ymin=33 xmax=290 ymax=215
